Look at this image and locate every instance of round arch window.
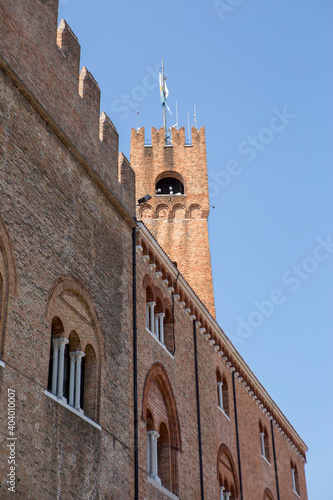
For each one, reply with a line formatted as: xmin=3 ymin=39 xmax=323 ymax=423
xmin=156 ymin=177 xmax=184 ymax=195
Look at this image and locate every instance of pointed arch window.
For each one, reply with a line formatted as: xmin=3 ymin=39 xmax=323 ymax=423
xmin=291 ymin=460 xmax=300 ymax=496
xmin=217 ymin=370 xmax=230 ymax=418
xmin=143 ymin=363 xmax=181 ymax=496
xmin=217 ymin=444 xmax=239 ymax=500
xmin=259 ymin=421 xmax=270 ymax=463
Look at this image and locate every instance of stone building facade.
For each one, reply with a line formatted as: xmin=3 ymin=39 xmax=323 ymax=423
xmin=0 ymin=1 xmax=307 ymax=499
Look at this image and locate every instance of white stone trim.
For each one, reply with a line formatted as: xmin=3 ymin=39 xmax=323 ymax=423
xmin=149 ymin=263 xmax=156 ymax=272
xmin=147 ymin=430 xmax=160 ymax=483
xmin=136 ymin=245 xmax=143 ymax=254
xmin=44 ymin=390 xmax=101 ymax=430
xmin=155 ymin=271 xmax=162 ymax=279
xmin=261 ymin=454 xmax=271 ymax=466
xmin=219 ymin=406 xmax=231 ymax=421
xmin=145 ymin=327 xmax=174 ymax=359
xmin=142 ymin=254 xmax=150 ymax=262
xmin=147 ymin=476 xmax=179 ymax=500
xmin=0 ymin=360 xmax=5 ymax=368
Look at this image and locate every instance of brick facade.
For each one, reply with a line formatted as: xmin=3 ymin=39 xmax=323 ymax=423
xmin=0 ymin=1 xmax=307 ymax=499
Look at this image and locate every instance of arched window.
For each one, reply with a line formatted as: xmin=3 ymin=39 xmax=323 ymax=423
xmin=263 ymin=487 xmax=274 ymax=500
xmin=46 ymin=277 xmax=102 ymax=423
xmin=291 ymin=460 xmax=300 ymax=495
xmin=143 ymin=363 xmax=181 ymax=496
xmin=84 ymin=344 xmax=97 ymax=421
xmin=217 ymin=370 xmax=229 ymax=417
xmin=259 ymin=422 xmax=270 ymax=463
xmin=217 ymin=444 xmax=239 ymax=500
xmin=146 ymin=286 xmax=156 ymax=334
xmin=158 ymin=422 xmax=171 ymax=490
xmin=0 ymin=221 xmax=17 ymax=361
xmin=154 ymin=297 xmax=165 ymax=344
xmin=156 ymin=176 xmax=184 ymax=196
xmin=67 ymin=331 xmax=85 ymax=412
xmin=163 ymin=308 xmax=174 ymax=353
xmin=47 ymin=317 xmax=67 ymax=401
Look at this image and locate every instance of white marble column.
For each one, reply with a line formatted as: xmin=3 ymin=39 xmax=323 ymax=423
xmin=147 ymin=432 xmax=152 ymax=476
xmin=69 ymin=352 xmax=77 ymax=407
xmin=147 ymin=430 xmax=160 ymax=483
xmin=74 ymin=351 xmax=85 ymax=412
xmin=260 ymin=432 xmax=265 ymax=457
xmin=55 ymin=338 xmax=69 ymax=401
xmin=155 ymin=315 xmax=159 ymax=339
xmin=219 ymin=486 xmax=225 ymax=500
xmin=225 ymin=492 xmax=231 ymax=500
xmin=218 ymin=381 xmax=223 ymax=410
xmin=146 ymin=304 xmax=150 ymax=329
xmin=152 ymin=431 xmax=160 ymax=483
xmin=51 ymin=339 xmax=60 ymax=395
xmin=291 ymin=468 xmax=296 ymax=491
xmin=156 ymin=313 xmax=165 ymax=344
xmin=146 ymin=302 xmax=155 ymax=334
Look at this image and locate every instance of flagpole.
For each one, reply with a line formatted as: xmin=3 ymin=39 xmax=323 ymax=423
xmin=162 ymin=58 xmax=167 ymax=145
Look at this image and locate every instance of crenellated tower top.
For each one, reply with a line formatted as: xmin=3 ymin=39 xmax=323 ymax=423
xmin=0 ymin=0 xmax=135 ymax=217
xmin=131 ymin=126 xmax=215 ymax=317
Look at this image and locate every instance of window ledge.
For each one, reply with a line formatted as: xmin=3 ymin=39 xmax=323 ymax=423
xmin=218 ymin=406 xmax=230 ymax=421
xmin=261 ymin=455 xmax=271 ymax=466
xmin=44 ymin=390 xmax=101 ymax=430
xmin=147 ymin=476 xmax=179 ymax=500
xmin=0 ymin=360 xmax=5 ymax=368
xmin=293 ymin=489 xmax=301 ymax=498
xmin=145 ymin=327 xmax=174 ymax=359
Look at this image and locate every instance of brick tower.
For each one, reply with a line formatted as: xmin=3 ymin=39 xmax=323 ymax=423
xmin=131 ymin=126 xmax=215 ymax=317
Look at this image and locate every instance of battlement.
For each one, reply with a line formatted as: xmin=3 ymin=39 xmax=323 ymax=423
xmin=131 ymin=126 xmax=206 ymax=149
xmin=131 ymin=126 xmax=209 ymax=212
xmin=0 ymin=0 xmax=135 ymax=218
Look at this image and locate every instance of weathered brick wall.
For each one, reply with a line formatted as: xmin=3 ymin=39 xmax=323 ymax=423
xmin=0 ymin=57 xmax=135 ymax=498
xmin=0 ymin=0 xmax=135 ymax=216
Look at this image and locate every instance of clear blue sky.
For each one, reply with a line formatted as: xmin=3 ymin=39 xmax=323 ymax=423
xmin=58 ymin=1 xmax=332 ymax=497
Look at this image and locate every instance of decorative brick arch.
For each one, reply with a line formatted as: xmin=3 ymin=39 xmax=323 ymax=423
xmin=46 ymin=275 xmax=103 ymax=349
xmin=263 ymin=487 xmax=275 ymax=500
xmin=0 ymin=214 xmax=17 ymax=296
xmin=217 ymin=443 xmax=240 ymax=500
xmin=46 ymin=274 xmax=104 ymax=422
xmin=155 ymin=170 xmax=185 ymax=186
xmin=142 ymin=274 xmax=172 ymax=312
xmin=142 ymin=362 xmax=181 ymax=449
xmin=142 ymin=362 xmax=181 ymax=495
xmin=0 ymin=215 xmax=17 ymax=357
